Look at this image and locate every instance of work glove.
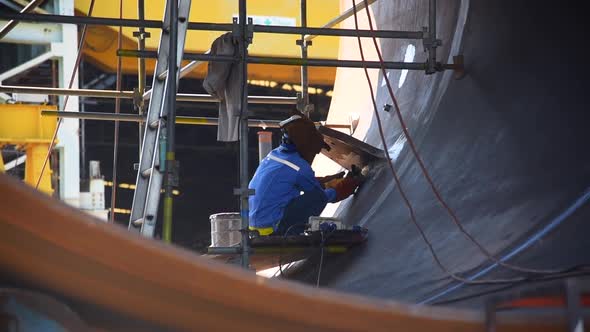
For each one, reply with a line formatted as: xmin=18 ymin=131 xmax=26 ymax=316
xmin=330 ymin=176 xmax=361 ymax=202
xmin=316 ymin=171 xmax=345 ymax=188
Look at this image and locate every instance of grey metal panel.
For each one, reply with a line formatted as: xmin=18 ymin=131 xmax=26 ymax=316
xmin=292 ymin=0 xmax=590 ymax=307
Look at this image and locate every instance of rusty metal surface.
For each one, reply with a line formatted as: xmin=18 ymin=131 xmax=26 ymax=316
xmin=319 ymin=125 xmax=384 ymax=171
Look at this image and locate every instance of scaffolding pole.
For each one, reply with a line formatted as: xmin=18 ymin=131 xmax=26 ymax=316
xmin=0 ymin=12 xmax=424 ymax=40
xmin=425 ymin=0 xmax=440 ymax=74
xmin=0 ymin=85 xmax=298 ymax=104
xmin=118 ymin=50 xmax=436 ymax=71
xmin=42 ymin=110 xmax=352 ymax=129
xmin=238 ymin=0 xmax=250 ymax=269
xmin=0 ymin=12 xmax=165 ymax=28
xmin=299 ymin=0 xmax=310 ymax=116
xmin=222 ymin=55 xmax=430 ymax=70
xmin=304 ymin=0 xmax=378 ymax=41
xmin=162 ymin=0 xmax=179 ymax=243
xmin=135 ymin=0 xmax=148 ymax=151
xmin=252 ymin=24 xmax=422 ymax=39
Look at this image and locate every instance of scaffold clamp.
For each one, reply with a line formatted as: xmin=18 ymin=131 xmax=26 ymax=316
xmin=233 ymin=188 xmax=255 ymax=196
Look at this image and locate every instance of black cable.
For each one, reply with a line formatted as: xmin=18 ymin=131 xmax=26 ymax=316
xmin=316 ymin=225 xmax=338 ymax=287
xmin=450 ymin=264 xmax=590 ymax=282
xmin=278 ymin=223 xmax=304 ymax=277
xmin=316 ymin=230 xmax=325 ymax=287
xmin=431 ymin=269 xmax=590 ymax=306
xmin=277 ymin=223 xmax=337 ymax=281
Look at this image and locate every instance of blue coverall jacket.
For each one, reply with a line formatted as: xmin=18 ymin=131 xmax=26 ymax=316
xmin=248 ymin=142 xmax=337 ymax=230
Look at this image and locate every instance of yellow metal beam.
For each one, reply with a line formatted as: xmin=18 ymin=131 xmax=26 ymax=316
xmin=24 ymin=143 xmax=53 ymax=195
xmin=76 ymin=0 xmax=339 ymax=84
xmin=0 ymin=104 xmax=57 ymax=143
xmin=0 ymin=104 xmax=57 ymax=195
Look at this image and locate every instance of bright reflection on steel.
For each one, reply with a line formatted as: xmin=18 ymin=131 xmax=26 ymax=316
xmin=398 ymin=44 xmax=416 ymax=88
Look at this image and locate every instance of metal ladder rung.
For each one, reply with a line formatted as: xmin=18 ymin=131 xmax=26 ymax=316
xmin=149 ymin=119 xmax=160 ymax=129
xmin=141 ymin=168 xmax=152 ymax=178
xmin=156 ymin=72 xmax=167 ymax=82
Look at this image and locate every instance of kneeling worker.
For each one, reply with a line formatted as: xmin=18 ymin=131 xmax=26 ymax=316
xmin=248 ymin=113 xmax=361 ymax=236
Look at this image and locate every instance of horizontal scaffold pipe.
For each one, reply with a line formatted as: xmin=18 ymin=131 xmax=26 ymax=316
xmin=254 ymin=24 xmax=423 ymax=39
xmin=248 ymin=56 xmax=427 ymax=70
xmin=305 ymin=0 xmax=378 ymax=41
xmin=118 ymin=50 xmax=429 ymax=71
xmin=0 ymin=12 xmax=424 ymax=40
xmin=0 ymin=12 xmax=164 ymax=28
xmin=0 ymin=85 xmax=134 ymax=98
xmin=42 ymin=110 xmax=283 ymax=128
xmin=0 ymin=85 xmax=297 ymax=105
xmin=207 ymin=247 xmax=242 ymax=255
xmin=41 ymin=111 xmax=351 ymax=130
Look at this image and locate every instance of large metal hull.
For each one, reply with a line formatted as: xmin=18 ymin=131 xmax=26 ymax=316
xmin=303 ymin=0 xmax=590 ymax=306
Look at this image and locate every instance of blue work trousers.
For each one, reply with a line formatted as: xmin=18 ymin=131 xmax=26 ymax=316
xmin=274 ymin=189 xmax=328 ymax=235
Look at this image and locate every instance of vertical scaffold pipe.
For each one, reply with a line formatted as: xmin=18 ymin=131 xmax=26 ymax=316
xmin=239 ymin=0 xmax=250 ymax=269
xmin=163 ymin=0 xmax=179 ymax=243
xmin=427 ymin=0 xmax=437 ymax=74
xmin=300 ymin=0 xmax=309 ymax=116
xmin=137 ymin=0 xmax=147 ymax=150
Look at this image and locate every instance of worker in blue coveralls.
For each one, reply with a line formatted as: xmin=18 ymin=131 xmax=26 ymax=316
xmin=248 ymin=112 xmax=361 ymax=236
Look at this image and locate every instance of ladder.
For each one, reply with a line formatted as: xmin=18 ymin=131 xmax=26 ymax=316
xmin=128 ymin=0 xmax=191 ymax=237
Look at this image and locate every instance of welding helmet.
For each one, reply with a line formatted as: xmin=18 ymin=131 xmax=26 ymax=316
xmin=279 ymin=113 xmax=329 ymax=163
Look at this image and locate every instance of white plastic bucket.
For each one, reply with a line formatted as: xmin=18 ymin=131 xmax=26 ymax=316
xmin=210 ymin=212 xmax=242 ymax=247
